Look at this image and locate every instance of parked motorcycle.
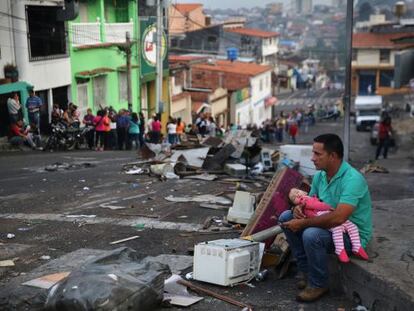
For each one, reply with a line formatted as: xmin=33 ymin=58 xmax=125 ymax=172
xmin=44 ymin=122 xmax=92 ymax=151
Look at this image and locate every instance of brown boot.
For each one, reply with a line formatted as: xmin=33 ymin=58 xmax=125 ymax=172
xmin=296 ymin=287 xmax=329 ymax=302
xmin=296 ymin=272 xmax=307 ymax=290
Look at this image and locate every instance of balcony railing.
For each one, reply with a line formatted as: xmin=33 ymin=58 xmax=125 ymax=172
xmin=70 ymin=22 xmax=134 ymax=47
xmin=105 ymin=22 xmax=133 ymax=43
xmin=71 ymin=22 xmax=101 ymax=46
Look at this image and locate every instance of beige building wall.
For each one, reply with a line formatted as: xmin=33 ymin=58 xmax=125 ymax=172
xmin=353 ymin=49 xmax=396 ymax=67
xmin=169 ymin=5 xmax=206 ymax=34
xmin=172 ymin=96 xmax=192 ymax=125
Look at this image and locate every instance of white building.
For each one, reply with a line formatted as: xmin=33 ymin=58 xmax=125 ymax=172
xmin=0 ymin=0 xmax=72 ymax=131
xmin=191 ymin=60 xmax=274 ymax=128
xmin=295 ymin=0 xmax=313 ymax=15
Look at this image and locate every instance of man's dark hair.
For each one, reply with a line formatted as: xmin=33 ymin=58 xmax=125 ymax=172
xmin=314 ymin=134 xmax=344 ymax=159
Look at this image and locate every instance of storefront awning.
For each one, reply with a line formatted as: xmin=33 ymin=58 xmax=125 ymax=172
xmin=75 ymin=68 xmax=115 ymax=78
xmin=265 ymin=96 xmax=277 ymax=107
xmin=0 ymin=81 xmax=32 ymax=95
xmin=192 ymin=102 xmax=211 ymax=114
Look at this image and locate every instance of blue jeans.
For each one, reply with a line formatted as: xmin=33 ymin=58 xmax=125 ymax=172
xmin=279 ymin=210 xmax=352 ymax=288
xmin=28 ymin=112 xmax=40 ymax=130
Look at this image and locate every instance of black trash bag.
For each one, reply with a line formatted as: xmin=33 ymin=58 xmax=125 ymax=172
xmin=44 ymin=247 xmax=170 ymax=311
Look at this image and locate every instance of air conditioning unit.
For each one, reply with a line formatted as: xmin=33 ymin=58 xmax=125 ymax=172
xmin=193 ymin=239 xmax=262 ymax=286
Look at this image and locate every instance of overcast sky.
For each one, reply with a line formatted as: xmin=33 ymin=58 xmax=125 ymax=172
xmin=173 ymin=0 xmax=291 ymax=10
xmin=172 ymin=0 xmax=335 ymax=10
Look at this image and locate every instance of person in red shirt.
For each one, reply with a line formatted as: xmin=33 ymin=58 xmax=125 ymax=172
xmin=150 ymin=115 xmax=161 ymax=144
xmin=9 ymin=120 xmax=37 ymax=149
xmin=375 ymin=116 xmax=392 ymax=160
xmin=289 ymin=121 xmax=299 ymax=144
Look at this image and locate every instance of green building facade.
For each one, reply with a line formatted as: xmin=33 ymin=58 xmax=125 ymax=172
xmin=68 ymin=0 xmax=140 ymax=114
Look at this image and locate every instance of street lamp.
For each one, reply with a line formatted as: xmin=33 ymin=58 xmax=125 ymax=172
xmin=343 ymin=0 xmax=354 ymax=162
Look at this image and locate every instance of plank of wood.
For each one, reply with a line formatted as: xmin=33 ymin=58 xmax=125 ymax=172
xmin=177 ymin=279 xmax=253 ymax=310
xmin=109 ymin=235 xmax=140 ymax=245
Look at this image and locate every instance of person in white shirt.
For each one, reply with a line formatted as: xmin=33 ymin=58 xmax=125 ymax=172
xmin=7 ymin=93 xmax=21 ymax=124
xmin=167 ymin=118 xmax=177 ymax=145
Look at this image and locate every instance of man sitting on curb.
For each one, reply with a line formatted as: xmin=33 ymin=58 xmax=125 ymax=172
xmin=279 ymin=133 xmax=372 ymax=302
xmin=9 ymin=120 xmax=40 ymax=150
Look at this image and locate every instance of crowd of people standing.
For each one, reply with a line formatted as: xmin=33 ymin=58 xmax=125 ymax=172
xmin=260 ymin=108 xmax=316 ymax=145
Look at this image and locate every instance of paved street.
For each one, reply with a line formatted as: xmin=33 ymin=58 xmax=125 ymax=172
xmin=0 ymin=115 xmax=412 ymax=310
xmin=275 ymin=89 xmax=343 ymax=111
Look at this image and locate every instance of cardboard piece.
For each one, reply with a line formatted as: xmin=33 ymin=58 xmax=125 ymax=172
xmin=0 ymin=260 xmax=15 ymax=267
xmin=22 ymin=272 xmax=70 ymax=289
xmin=164 ymin=275 xmax=203 ymax=307
xmin=202 ymin=144 xmax=236 ymax=170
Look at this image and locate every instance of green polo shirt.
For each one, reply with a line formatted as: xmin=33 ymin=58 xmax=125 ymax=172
xmin=309 ymin=161 xmax=372 ymax=247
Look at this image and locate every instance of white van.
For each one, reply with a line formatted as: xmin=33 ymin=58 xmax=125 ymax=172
xmin=354 ymin=96 xmax=383 ymax=131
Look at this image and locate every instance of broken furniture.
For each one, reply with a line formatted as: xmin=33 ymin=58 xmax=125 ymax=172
xmin=241 ymin=168 xmax=308 ymax=248
xmin=227 ymin=191 xmax=256 ymax=224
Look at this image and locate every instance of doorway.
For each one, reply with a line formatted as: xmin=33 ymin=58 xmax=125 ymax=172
xmin=0 ymin=93 xmax=13 ymax=137
xmin=358 ymin=70 xmax=376 ymax=95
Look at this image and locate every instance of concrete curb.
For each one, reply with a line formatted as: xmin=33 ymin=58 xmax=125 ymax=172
xmin=329 ymin=254 xmax=414 ymax=311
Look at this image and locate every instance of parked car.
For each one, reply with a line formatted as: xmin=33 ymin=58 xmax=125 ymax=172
xmin=370 ymin=122 xmax=395 ymax=146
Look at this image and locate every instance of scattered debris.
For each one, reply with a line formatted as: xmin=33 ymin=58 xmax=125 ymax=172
xmin=165 ymin=172 xmax=180 ymax=179
xmin=110 ymin=235 xmax=140 ymax=245
xmin=45 ymin=162 xmax=95 ymax=172
xmin=150 ymin=163 xmax=174 ymax=176
xmin=165 ymin=194 xmax=232 ymax=205
xmin=100 ymin=202 xmax=127 ymax=210
xmin=227 ymin=191 xmax=256 ymax=224
xmin=177 ymin=279 xmax=253 ymax=310
xmin=203 ymin=144 xmax=236 ymax=170
xmin=171 ymin=147 xmax=210 ymax=168
xmin=117 ymin=213 xmax=159 ymax=218
xmin=360 ymin=163 xmax=389 ymax=174
xmin=199 ymin=203 xmax=229 ymax=210
xmin=146 ymin=255 xmax=193 ymax=275
xmin=184 ymin=174 xmax=218 ymax=181
xmin=22 ymin=272 xmax=71 ymax=289
xmin=164 ymin=275 xmax=203 ymax=307
xmin=133 ymin=224 xmax=146 ymax=230
xmin=65 ymin=214 xmax=96 ymax=218
xmin=224 ymin=163 xmax=248 ymax=177
xmin=125 ymin=168 xmax=144 ymax=175
xmin=17 ymin=227 xmax=33 ymax=231
xmin=0 ymin=260 xmax=15 ymax=267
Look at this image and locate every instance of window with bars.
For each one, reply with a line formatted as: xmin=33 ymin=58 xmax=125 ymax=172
xmin=77 ymin=83 xmax=88 ymax=115
xmin=93 ymin=76 xmax=107 ymax=109
xmin=26 ymin=5 xmax=67 ymax=60
xmin=380 ymin=49 xmax=390 ymax=63
xmin=118 ymin=72 xmax=128 ymax=102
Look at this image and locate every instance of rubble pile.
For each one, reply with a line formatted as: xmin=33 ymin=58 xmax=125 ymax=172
xmin=123 ymin=130 xmax=280 ymax=181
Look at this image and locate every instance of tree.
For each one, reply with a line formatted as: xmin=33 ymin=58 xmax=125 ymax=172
xmin=358 ymin=2 xmax=374 ymax=21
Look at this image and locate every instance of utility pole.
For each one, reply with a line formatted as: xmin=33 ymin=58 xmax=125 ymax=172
xmin=126 ymin=32 xmax=132 ymax=112
xmin=116 ymin=32 xmax=134 ymax=112
xmin=155 ymin=0 xmax=163 ymax=116
xmin=343 ymin=0 xmax=354 ymax=162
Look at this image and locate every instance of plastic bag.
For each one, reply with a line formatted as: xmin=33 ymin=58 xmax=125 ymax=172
xmin=45 ymin=247 xmax=170 ymax=311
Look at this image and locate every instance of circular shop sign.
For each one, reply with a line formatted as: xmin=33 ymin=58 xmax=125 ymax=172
xmin=142 ymin=24 xmax=167 ymax=67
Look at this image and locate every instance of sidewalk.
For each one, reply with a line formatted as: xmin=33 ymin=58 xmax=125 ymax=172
xmin=330 ymin=148 xmax=414 ymax=310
